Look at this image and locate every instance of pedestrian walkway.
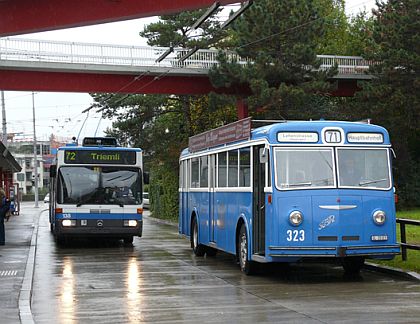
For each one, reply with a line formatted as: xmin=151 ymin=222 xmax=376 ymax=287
xmin=0 ymin=202 xmax=44 ymax=324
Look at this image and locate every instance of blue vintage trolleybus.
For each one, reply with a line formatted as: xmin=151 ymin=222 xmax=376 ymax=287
xmin=49 ymin=137 xmax=147 ymax=245
xmin=179 ymin=119 xmax=400 ymax=274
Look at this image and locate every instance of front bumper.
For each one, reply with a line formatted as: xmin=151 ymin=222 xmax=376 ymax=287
xmin=268 ymin=244 xmax=400 ymax=258
xmin=54 ymin=219 xmax=143 ymax=237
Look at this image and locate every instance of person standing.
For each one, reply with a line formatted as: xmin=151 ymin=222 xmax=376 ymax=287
xmin=0 ymin=188 xmax=11 ymax=245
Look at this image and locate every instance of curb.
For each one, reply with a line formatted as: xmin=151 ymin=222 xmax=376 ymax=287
xmin=143 ymin=214 xmax=178 ymax=228
xmin=364 ymin=262 xmax=420 ymax=282
xmin=18 ymin=208 xmax=45 ymax=324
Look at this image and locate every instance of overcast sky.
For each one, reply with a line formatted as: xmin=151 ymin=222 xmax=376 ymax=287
xmin=2 ymin=0 xmax=377 ymax=142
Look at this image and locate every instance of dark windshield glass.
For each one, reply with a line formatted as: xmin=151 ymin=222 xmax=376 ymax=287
xmin=57 ymin=166 xmax=142 ymax=205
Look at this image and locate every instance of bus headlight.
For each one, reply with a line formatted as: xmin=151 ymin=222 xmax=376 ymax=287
xmin=124 ymin=220 xmax=137 ymax=227
xmin=373 ymin=210 xmax=386 ymax=225
xmin=62 ymin=219 xmax=76 ymax=227
xmin=289 ymin=211 xmax=303 ymax=226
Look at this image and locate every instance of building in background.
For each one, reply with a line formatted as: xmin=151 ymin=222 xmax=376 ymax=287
xmin=8 ymin=135 xmax=68 ymax=195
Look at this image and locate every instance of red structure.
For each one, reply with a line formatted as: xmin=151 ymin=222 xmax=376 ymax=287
xmin=0 ymin=0 xmax=362 ymax=117
xmin=0 ymin=0 xmax=239 ymax=37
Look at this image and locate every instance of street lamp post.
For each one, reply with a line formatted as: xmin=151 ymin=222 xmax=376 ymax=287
xmin=32 ymin=92 xmax=39 ymax=207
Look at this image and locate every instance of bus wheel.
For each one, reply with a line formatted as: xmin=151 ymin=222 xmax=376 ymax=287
xmin=342 ymin=257 xmax=365 ymax=275
xmin=123 ymin=236 xmax=134 ymax=245
xmin=192 ymin=218 xmax=205 ymax=256
xmin=238 ymin=224 xmax=256 ymax=275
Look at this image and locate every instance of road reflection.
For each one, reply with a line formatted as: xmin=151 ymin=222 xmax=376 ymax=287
xmin=59 ymin=256 xmax=76 ymax=323
xmin=126 ymin=257 xmax=144 ymax=322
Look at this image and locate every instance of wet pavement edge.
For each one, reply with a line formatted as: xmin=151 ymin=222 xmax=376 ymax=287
xmin=18 ymin=209 xmax=39 ymax=324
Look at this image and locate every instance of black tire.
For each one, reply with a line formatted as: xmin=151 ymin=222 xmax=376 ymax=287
xmin=238 ymin=224 xmax=256 ymax=275
xmin=342 ymin=257 xmax=365 ymax=275
xmin=205 ymin=247 xmax=218 ymax=257
xmin=192 ymin=218 xmax=206 ymax=256
xmin=123 ymin=236 xmax=134 ymax=245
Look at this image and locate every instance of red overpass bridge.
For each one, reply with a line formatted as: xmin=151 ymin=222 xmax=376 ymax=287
xmin=0 ymin=37 xmax=372 ymax=97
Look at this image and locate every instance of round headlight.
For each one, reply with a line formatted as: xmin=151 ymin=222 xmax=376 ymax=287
xmin=373 ymin=210 xmax=386 ymax=225
xmin=289 ymin=211 xmax=303 ymax=226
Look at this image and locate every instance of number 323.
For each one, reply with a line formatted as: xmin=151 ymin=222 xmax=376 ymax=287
xmin=286 ymin=230 xmax=305 ymax=242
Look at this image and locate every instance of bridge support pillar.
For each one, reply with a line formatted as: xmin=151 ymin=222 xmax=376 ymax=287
xmin=236 ymin=98 xmax=248 ymax=120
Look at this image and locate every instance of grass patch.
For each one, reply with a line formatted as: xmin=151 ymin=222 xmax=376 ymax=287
xmin=370 ymin=208 xmax=420 ymax=273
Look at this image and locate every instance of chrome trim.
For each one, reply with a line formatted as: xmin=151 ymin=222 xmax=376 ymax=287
xmin=269 ymin=246 xmax=336 ymax=251
xmin=319 ymin=205 xmax=357 ymax=210
xmin=251 ymin=254 xmax=268 ymax=263
xmin=346 ymin=245 xmax=399 ymax=250
xmin=269 ymin=254 xmax=334 ymax=257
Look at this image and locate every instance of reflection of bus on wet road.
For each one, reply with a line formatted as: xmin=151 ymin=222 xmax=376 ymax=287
xmin=179 ymin=119 xmax=400 ymax=275
xmin=49 ymin=137 xmax=148 ymax=245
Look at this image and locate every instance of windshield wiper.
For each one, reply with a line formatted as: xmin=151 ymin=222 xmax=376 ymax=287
xmin=359 ymin=178 xmax=388 ymax=186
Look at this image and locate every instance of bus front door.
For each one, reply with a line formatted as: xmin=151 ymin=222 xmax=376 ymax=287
xmin=253 ymin=145 xmax=266 ymax=255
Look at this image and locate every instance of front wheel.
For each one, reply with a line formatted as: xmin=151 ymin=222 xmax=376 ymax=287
xmin=238 ymin=224 xmax=256 ymax=275
xmin=192 ymin=218 xmax=206 ymax=256
xmin=123 ymin=236 xmax=134 ymax=245
xmin=342 ymin=257 xmax=365 ymax=275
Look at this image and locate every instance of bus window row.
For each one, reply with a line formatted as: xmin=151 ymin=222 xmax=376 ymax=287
xmin=180 ymin=147 xmax=251 ymax=189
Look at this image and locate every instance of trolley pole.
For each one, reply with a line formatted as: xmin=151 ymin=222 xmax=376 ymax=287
xmin=32 ymin=92 xmax=39 ymax=208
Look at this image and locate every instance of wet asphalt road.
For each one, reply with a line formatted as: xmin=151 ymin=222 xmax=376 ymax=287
xmin=31 ymin=209 xmax=420 ymax=324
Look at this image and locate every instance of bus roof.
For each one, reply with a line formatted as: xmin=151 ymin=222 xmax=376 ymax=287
xmin=57 ymin=146 xmax=142 ymax=152
xmin=181 ymin=120 xmax=391 ymax=157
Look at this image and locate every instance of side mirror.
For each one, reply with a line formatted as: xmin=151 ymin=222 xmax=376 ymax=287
xmin=50 ymin=165 xmax=56 ymax=178
xmin=259 ymin=147 xmax=268 ymax=163
xmin=143 ymin=171 xmax=150 ymax=185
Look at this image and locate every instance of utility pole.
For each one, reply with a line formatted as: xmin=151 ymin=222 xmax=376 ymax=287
xmin=1 ymin=90 xmax=6 ymax=144
xmin=32 ymin=92 xmax=39 ymax=207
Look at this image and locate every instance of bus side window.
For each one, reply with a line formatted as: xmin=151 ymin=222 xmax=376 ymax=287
xmin=191 ymin=158 xmax=199 ymax=188
xmin=228 ymin=150 xmax=239 ymax=187
xmin=239 ymin=147 xmax=251 ymax=187
xmin=218 ymin=152 xmax=227 ymax=187
xmin=200 ymin=156 xmax=208 ymax=188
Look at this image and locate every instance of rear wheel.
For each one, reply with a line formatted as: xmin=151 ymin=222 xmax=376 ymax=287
xmin=238 ymin=224 xmax=256 ymax=275
xmin=205 ymin=246 xmax=218 ymax=257
xmin=192 ymin=218 xmax=206 ymax=256
xmin=342 ymin=257 xmax=365 ymax=275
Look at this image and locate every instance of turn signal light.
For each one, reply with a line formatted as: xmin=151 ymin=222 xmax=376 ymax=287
xmin=137 ymin=208 xmax=143 ymax=214
xmin=55 ymin=208 xmax=63 ymax=213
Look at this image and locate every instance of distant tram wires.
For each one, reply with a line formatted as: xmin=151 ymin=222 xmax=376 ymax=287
xmin=87 ymin=1 xmax=254 ymax=119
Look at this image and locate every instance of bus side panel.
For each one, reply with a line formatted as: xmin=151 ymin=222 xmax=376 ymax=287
xmin=188 ymin=191 xmax=210 ymax=244
xmin=213 ymin=191 xmax=252 ymax=254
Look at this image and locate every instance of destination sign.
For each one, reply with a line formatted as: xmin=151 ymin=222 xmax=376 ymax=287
xmin=277 ymin=132 xmax=319 ymax=143
xmin=64 ymin=150 xmax=136 ymax=165
xmin=189 ymin=118 xmax=251 ymax=153
xmin=347 ymin=132 xmax=383 ymax=143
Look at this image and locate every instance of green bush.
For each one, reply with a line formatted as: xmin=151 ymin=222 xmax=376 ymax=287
xmin=149 ymin=163 xmax=179 ymax=221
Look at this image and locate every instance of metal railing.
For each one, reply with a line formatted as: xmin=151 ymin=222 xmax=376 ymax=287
xmin=0 ymin=37 xmax=372 ymax=75
xmin=396 ymin=218 xmax=420 ymax=261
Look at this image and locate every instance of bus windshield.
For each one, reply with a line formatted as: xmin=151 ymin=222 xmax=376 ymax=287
xmin=57 ymin=166 xmax=142 ymax=205
xmin=275 ymin=147 xmax=391 ymax=190
xmin=337 ymin=148 xmax=390 ymax=189
xmin=275 ymin=148 xmax=335 ymax=189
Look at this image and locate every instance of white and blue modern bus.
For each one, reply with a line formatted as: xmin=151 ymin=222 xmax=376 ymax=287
xmin=49 ymin=137 xmax=147 ymax=245
xmin=179 ymin=118 xmax=400 ymax=274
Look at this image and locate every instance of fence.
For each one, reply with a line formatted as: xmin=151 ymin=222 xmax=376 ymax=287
xmin=396 ymin=218 xmax=420 ymax=261
xmin=1 ymin=37 xmax=372 ymax=75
